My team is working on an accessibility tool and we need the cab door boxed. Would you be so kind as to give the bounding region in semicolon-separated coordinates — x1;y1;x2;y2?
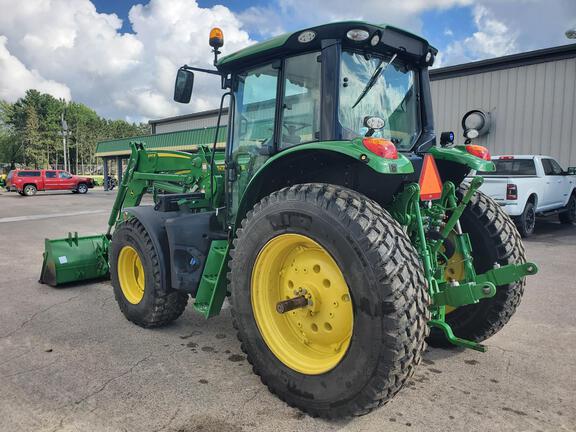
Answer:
549;158;571;206
229;62;280;213
58;171;75;190
44;171;58;190
227;52;322;222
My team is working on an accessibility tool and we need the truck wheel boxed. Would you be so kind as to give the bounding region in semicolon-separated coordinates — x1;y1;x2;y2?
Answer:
429;186;526;347
516;201;536;237
23;184;37;196
559;194;576;224
230;184;429;418
110;218;188;328
77;183;88;194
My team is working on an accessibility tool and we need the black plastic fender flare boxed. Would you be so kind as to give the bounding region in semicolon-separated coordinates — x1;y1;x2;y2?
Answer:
122;206;177;292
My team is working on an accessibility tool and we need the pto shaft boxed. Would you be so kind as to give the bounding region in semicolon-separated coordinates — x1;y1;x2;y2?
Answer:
276;296;308;314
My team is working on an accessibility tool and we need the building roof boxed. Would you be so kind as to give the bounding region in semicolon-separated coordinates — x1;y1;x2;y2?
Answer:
430;43;576;81
148;108;229;125
96;126;227;157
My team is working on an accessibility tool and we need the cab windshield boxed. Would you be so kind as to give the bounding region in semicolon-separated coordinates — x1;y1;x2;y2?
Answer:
339;50;419;150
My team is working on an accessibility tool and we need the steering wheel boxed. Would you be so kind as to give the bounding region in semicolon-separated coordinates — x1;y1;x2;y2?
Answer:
283;120;310;134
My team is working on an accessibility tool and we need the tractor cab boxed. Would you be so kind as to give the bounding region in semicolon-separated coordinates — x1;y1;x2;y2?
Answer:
175;22;439;222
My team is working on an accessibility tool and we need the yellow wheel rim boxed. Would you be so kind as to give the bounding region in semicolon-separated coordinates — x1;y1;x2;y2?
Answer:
118;245;145;305
251;233;353;375
444;234;466;314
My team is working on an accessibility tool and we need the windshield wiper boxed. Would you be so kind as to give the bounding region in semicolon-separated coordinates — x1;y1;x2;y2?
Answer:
351;53;397;109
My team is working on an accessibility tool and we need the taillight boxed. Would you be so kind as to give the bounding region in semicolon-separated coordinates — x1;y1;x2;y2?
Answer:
506;184;517;200
362;138;398;159
465;144;491;160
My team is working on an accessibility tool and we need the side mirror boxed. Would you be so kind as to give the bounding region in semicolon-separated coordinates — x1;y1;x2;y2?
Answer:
174;68;194;104
567;167;576;175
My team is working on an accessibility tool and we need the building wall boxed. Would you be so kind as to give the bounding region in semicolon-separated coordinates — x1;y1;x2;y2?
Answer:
154;113;228;134
431;56;576;167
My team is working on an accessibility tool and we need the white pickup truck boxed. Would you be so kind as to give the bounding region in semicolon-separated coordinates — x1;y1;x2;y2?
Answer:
477;155;576;237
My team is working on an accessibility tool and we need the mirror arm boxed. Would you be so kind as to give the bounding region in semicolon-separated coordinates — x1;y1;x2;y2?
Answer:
181;64;221;76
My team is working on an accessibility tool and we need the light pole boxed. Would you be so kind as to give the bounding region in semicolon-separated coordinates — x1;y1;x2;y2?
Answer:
60;112;69;172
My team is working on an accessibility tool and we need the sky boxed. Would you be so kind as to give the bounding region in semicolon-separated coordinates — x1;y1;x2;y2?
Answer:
0;0;575;122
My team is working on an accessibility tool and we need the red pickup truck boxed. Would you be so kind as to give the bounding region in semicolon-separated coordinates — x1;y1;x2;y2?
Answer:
6;169;95;196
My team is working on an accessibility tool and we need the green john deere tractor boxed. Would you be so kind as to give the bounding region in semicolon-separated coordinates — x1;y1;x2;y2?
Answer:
40;22;538;418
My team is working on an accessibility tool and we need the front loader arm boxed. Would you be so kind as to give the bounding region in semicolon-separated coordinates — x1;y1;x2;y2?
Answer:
106;142;224;237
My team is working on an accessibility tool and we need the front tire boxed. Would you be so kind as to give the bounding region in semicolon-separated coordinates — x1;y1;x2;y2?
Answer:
429;186;526;346
230;184;429;418
76;183;88;194
110;219;188;328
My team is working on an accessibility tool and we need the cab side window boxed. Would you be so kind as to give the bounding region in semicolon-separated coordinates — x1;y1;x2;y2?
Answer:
280;52;321;149
233;63;279;156
59;172;72;179
45;171;57;178
542;159;555;176
549;159;564;175
232;63;279;205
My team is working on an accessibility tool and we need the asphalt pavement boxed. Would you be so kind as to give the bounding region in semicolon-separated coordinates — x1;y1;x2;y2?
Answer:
0;188;574;432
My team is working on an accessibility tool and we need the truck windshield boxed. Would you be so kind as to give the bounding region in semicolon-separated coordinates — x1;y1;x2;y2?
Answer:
481;159;537;176
339;50;419;150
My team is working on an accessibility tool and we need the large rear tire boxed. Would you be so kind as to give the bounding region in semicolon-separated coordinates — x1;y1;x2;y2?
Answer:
429;186;526;346
110;219;188;328
230;184;429;418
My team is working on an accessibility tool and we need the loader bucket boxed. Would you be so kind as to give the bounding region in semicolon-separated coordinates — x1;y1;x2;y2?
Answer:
40;232;110;286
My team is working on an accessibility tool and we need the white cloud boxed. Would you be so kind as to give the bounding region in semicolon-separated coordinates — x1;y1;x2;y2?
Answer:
0;0;253;120
0;35;71;101
438;0;576;66
440;5;517;65
241;0;475;37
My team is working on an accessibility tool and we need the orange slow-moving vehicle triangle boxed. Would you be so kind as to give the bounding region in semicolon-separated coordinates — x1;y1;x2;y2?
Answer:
419;154;443;201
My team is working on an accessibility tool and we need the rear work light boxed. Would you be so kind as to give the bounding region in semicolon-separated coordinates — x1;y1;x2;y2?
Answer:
506;184;518;200
362;138;398;159
465;144;491;160
499;156;514;160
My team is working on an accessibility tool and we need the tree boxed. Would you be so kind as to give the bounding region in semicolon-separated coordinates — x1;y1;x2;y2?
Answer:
1;90;150;171
23;104;44;167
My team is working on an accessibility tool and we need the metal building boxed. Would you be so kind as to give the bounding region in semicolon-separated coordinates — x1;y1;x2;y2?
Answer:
149;108;229;134
430;43;576;166
96;42;576;182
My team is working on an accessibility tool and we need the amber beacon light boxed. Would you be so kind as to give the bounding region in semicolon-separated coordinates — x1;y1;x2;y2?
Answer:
209;27;224;49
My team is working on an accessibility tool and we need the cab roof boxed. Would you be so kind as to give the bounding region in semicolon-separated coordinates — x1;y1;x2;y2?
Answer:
216;21;437;72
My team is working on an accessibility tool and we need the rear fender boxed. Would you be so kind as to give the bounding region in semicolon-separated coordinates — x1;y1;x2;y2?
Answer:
430;146;495;172
234;140;414;228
